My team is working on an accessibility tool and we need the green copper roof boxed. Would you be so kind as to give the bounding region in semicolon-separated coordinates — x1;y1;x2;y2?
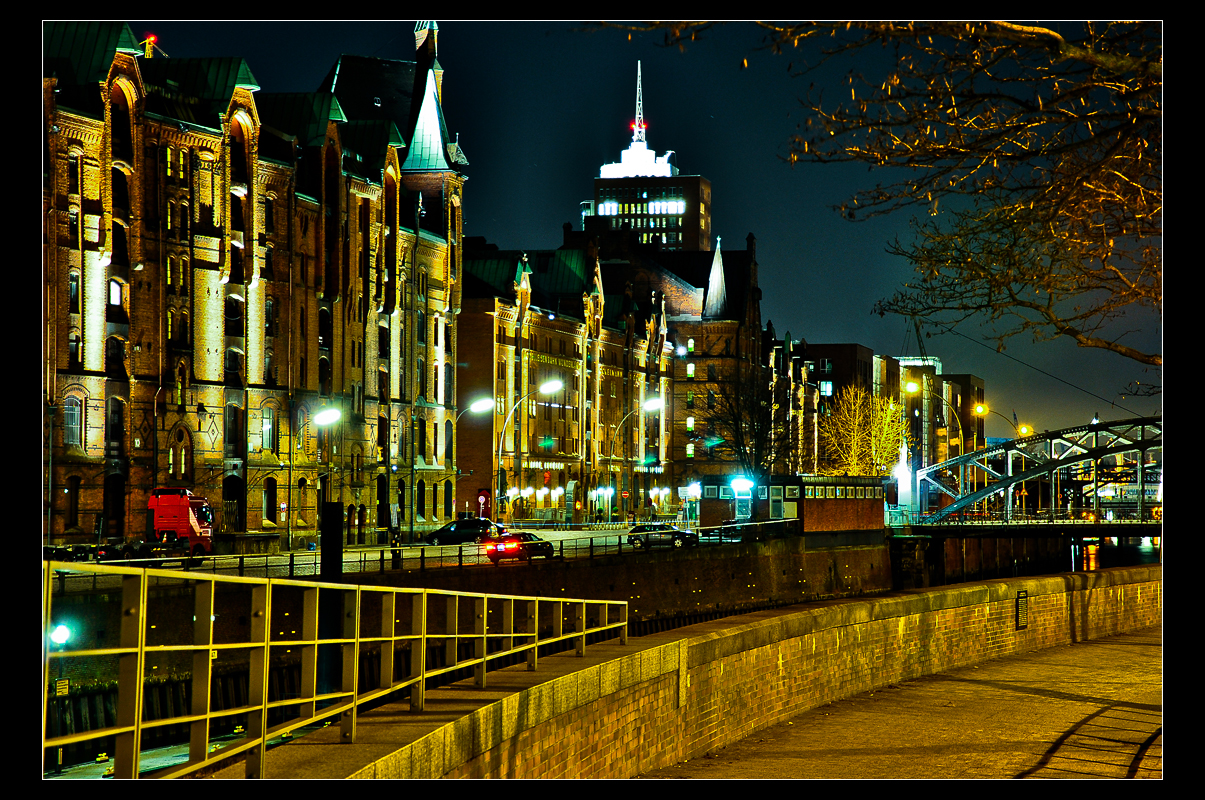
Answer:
43;21;140;84
44;21;141;118
400;68;450;172
255;92;345;147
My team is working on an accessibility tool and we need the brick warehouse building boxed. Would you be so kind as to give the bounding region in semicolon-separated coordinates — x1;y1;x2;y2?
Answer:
458;241;675;525
558;222;772;526
42;22;468;548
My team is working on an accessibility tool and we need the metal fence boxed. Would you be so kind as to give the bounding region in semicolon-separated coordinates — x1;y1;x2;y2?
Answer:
42;561;628;779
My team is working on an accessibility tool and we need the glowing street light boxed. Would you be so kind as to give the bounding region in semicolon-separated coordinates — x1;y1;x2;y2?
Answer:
496;378;563;521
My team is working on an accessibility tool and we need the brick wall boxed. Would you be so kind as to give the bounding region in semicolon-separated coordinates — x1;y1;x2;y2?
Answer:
353;565;1161;778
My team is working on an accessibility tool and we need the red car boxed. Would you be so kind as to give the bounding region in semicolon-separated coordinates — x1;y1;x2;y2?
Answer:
481;532;555;564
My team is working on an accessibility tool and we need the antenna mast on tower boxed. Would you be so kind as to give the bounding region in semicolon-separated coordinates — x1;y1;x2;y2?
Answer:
632;61;646;142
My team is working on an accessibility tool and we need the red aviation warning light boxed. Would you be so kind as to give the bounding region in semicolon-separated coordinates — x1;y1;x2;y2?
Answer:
143;34;156;58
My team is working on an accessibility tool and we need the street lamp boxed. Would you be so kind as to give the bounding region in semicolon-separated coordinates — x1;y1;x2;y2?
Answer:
457;397;494;424
598;486;615;523
974;404;1031;437
50;623;70;774
496;379;563;523
974;404;1035;519
608;396;663;520
906;382;966;508
313;406;342;539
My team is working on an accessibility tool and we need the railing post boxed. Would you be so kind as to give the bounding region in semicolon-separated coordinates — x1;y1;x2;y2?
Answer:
189;580;214;765
410;591;426;711
474;595;487;687
244;583;270;778
112;572;146;779
340;589;359;745
575;601;586;657
380;591;396;692
525;599;538;671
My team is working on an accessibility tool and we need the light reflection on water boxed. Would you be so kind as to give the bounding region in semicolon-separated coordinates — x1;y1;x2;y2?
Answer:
1071;537;1161;571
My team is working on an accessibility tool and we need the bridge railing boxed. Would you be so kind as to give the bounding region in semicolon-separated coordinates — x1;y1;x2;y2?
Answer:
898;507;1163;526
41;561;627;779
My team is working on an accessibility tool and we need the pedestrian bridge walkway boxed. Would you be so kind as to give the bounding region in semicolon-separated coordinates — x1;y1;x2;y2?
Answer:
197;568;1167;777
44;563;1160;779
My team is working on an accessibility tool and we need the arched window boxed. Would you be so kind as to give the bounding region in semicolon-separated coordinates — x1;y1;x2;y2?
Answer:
105;397;124;456
445;419;453;464
225;348;244;387
417;479;426;519
261;406;276;455
68;332;82;371
263;478;278;524
105;337;126;380
443;479;453;519
63;397;83;449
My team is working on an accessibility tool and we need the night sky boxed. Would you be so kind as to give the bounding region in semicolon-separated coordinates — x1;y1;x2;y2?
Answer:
119;20;1163;438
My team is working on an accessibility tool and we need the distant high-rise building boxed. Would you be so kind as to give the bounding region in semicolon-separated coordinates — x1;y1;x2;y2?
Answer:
583;62;711;251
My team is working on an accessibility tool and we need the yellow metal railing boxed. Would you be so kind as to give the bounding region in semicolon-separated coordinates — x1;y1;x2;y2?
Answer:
42;561;627;779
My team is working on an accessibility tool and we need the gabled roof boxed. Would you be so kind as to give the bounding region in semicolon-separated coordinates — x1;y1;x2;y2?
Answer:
335;118;405;179
140;57;260;129
255;92;346;148
462;249;594;316
43;21;141;117
317;53;462;173
319;55;416;126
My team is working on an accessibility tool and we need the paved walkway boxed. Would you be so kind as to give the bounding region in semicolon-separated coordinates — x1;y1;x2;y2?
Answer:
638;626;1163;780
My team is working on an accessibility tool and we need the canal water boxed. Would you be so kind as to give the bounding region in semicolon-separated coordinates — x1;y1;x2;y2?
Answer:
1071;536;1161;571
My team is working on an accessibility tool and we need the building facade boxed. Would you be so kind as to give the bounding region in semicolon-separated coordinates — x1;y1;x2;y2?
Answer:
43;22;468;548
458;243;674;525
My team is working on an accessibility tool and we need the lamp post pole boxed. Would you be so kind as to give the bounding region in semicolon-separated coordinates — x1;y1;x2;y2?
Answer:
496;379;563;526
608;397;662;523
974;405;1031;520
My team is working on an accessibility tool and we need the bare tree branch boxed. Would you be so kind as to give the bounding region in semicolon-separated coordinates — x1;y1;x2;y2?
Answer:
599;21;1163;366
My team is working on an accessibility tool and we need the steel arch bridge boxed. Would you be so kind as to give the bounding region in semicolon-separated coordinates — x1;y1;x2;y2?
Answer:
916;416;1162;524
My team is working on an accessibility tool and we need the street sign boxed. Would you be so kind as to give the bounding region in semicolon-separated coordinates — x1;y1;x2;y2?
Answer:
621;490;630;499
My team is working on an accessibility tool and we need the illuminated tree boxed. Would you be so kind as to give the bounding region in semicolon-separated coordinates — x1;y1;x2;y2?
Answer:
613;21;1162;367
698;360;795;514
818;385;909;477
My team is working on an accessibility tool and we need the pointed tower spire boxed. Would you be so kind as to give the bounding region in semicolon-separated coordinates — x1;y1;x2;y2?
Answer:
632;61;646;143
703;237;728;319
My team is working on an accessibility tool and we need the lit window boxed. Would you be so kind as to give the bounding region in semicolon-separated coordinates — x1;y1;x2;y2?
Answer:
686;363;695;378
686;443;695;458
109;280;122;306
687;338;694;352
820;381;833;397
686;416;694;431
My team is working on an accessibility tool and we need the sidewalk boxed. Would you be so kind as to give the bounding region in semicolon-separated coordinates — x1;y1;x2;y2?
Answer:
638;626;1163;779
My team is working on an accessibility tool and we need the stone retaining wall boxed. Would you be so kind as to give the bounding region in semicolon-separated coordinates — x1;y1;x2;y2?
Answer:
350;565;1162;778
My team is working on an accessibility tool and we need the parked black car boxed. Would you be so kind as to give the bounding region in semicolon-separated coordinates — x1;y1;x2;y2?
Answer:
481;532;555;564
423;518;506;546
627;523;699;549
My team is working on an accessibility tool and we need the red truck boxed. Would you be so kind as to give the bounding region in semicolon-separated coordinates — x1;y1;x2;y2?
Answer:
109;488;215;559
